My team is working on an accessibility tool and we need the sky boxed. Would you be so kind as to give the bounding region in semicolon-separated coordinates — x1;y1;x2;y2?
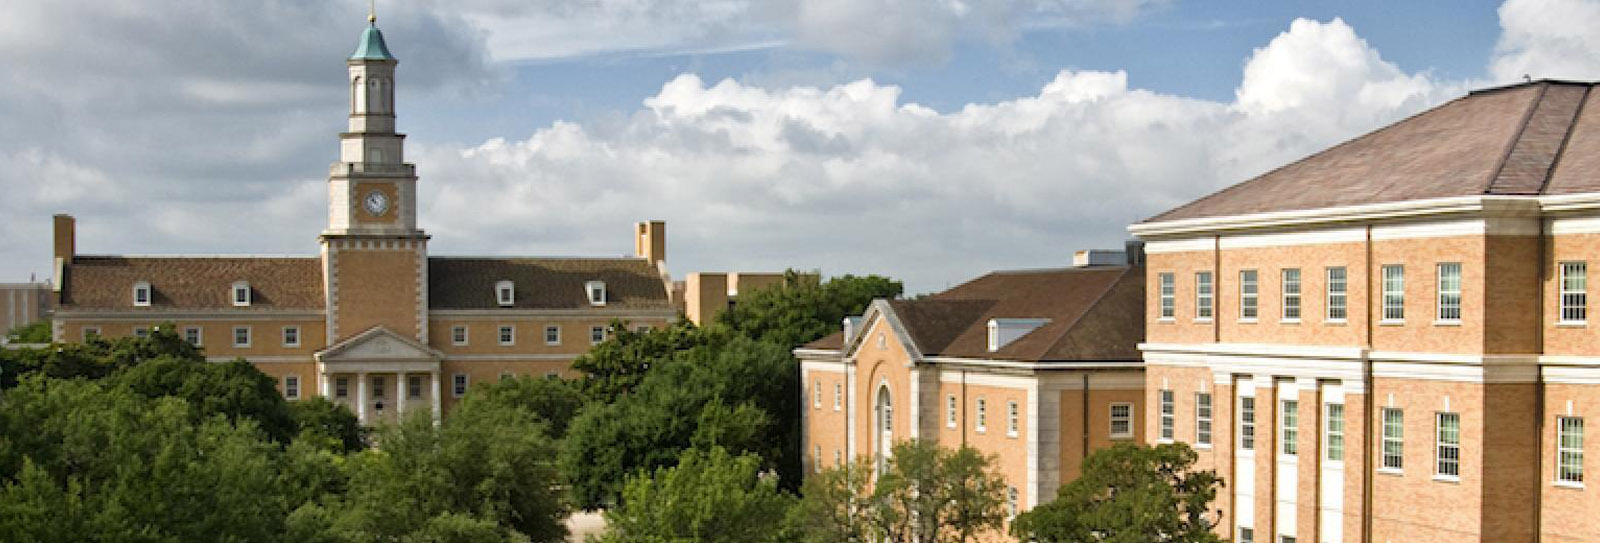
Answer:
2;0;1600;295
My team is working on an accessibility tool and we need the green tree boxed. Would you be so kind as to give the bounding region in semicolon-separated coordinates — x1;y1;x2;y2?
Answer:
597;447;797;543
459;374;586;439
3;320;50;344
1012;443;1224;543
790;441;1007;543
0;325;203;388
110;355;299;444
572;319;717;404
787;458;875;543
289;396;368;453
715;272;902;348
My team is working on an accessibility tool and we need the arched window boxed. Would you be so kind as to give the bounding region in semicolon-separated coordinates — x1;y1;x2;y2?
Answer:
875;383;893;474
351;76;362;113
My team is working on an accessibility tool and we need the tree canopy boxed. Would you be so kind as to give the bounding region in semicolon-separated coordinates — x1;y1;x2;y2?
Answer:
789;440;1009;543
714;271;902;348
597;447;796;543
1012;443;1224;543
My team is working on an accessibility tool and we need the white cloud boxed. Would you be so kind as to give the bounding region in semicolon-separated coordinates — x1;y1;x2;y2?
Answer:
1491;0;1600;82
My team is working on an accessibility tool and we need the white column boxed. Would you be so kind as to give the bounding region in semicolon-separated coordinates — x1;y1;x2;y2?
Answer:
357;372;369;424
431;371;443;424
396;372;407;418
321;372;332;398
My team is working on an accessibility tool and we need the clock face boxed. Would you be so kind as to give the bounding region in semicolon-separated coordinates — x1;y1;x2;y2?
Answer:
362;190;390;216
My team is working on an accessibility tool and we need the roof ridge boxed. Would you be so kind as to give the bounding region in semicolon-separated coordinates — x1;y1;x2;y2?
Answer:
1482;82;1550;195
1538;85;1594;194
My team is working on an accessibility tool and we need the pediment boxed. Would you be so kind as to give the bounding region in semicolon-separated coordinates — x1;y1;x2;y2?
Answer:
317;326;442;363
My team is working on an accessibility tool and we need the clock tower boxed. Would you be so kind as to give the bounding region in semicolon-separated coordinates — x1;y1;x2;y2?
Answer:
321;15;430;343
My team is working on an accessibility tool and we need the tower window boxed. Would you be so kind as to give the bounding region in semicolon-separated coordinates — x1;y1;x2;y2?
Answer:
132;281;152;307
496;280;515;306
232;281;252;307
586;280;607;306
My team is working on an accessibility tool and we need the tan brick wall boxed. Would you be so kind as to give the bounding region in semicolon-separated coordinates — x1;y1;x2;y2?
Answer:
854;317;913;462
1368;378;1486;543
58;319;326;359
1540;383;1600;543
1218;242;1368;346
960;383;1028;508
1544;233;1600;356
805;368;850;472
1368;236;1485;354
332;247;420;339
428;317;668;355
1484;235;1540;354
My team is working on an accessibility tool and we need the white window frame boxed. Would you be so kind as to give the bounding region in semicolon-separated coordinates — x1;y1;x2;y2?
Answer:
232;281;251;307
1326;266;1348;322
946;395;958;428
282;326;301;348
452;373;469;398
1381;407;1404;472
1281;268;1302;322
976;397;988;434
182;326;201;346
334;377;349;399
1382;265;1405;323
284;375;300;400
1195;271;1213;321
586;280;607;306
1240;396;1256;450
1158;273;1175;320
1159;389;1175;442
1239;269;1259;322
590;325;606;345
1560;262;1588;325
545;325;561;345
83;327;101;341
1196;392;1213;446
495;280;515;307
133;281;152;307
1110;402;1133;439
1239;527;1254;543
1436;262;1462;324
408;375;423;399
499;325;515;346
833;383;842;411
1007;400;1020;438
233;326;251;348
1281;399;1299;456
813;380;822;408
1325;403;1345;462
1436;411;1460;480
452;325;468;346
1558;416;1584;486
1007;486;1019;520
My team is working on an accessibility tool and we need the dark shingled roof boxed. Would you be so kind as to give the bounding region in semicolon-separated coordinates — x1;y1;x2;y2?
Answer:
62;256;324;310
1147;80;1600;223
428;257;670;310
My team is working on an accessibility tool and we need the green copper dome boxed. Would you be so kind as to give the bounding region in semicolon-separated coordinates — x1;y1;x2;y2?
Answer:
350;24;395;61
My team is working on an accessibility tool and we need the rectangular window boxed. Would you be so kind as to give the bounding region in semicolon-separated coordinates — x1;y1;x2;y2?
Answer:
813;381;822;408
1437;263;1462;322
371;376;385;399
1558;417;1584;484
977;398;988;433
452;326;468;346
183;326;202;346
1436;412;1460;478
284;375;300;400
408;375;422;399
335;377;349;399
1383;265;1405;321
233;326;251;348
1158;273;1175;319
834;383;842;410
1240;397;1257;450
947;395;957;428
1240;270;1259;320
1007;401;1020;437
1326;266;1348;321
133;327;149;339
1007;486;1019;519
815;446;823;473
1195;272;1214;320
83;327;101;341
452;373;468;398
1279;536;1296;543
1239;528;1254;543
545;325;560;345
1110;403;1133;439
1382;408;1404;470
496;281;515;306
1325;403;1346;462
1281;399;1299;456
1562;262;1588;323
1159;389;1175;441
232;282;251;307
133;282;152;307
499;325;514;346
1196;393;1213;446
282;326;300;347
1282;268;1302;321
590;325;606;345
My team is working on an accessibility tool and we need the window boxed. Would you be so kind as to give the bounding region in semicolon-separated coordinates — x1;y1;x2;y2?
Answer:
335;378;349;399
1240;397;1256;450
1158;273;1175;319
545;371;560;380
545;325;560;345
635;325;651;334
1436;412;1460;478
183;326;201;346
1382;408;1404;470
371;376;385;399
83;327;101;341
1558;417;1584;484
1007;486;1019;519
233;326;251;348
284;375;300;400
1279;537;1296;543
452;326;468;346
590;325;606;345
1382;265;1405;321
1437;263;1462;322
1007;401;1020;437
1239;528;1254;543
496;280;515;306
1159;390;1175;441
1561;262;1588;323
1196;393;1213;446
833;383;842;410
408;375;422;399
452;373;468;398
1281;400;1299;456
947;395;958;428
1240;270;1259;320
133;327;149;339
1325;403;1345;462
977;398;988;433
1281;268;1302;321
1195;272;1214;320
815;446;823;473
499;325;514;346
813;381;822;408
282;326;300;347
133;281;152;307
834;449;842;467
1326;267;1348;321
586;280;607;306
232;281;251;307
1110;403;1133;439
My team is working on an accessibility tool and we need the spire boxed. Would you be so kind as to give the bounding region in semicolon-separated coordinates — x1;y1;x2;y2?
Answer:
368;0;376;24
350;3;395;61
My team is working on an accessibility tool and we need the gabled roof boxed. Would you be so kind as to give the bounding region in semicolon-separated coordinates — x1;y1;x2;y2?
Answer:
1146;80;1600;224
316;325;442;361
428;257;670;310
60;256;324;310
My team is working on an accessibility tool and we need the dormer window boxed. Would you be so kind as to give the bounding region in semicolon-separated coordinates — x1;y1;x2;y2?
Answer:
232;281;251;307
132;281;152;307
586;280;607;306
986;318;1050;352
496;280;515;307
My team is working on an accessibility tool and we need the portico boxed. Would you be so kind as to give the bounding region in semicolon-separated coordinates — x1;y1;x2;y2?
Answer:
315;326;443;425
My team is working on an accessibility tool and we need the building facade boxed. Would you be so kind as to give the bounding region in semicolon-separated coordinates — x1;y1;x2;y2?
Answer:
797;251;1146;529
680;271;814;326
47;19;675;425
1133;80;1600;543
0;282;50;340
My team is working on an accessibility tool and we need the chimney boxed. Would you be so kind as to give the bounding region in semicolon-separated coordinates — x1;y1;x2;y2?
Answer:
1072;249;1126;267
1124;240;1145;266
53;214;75;265
634;220;666;265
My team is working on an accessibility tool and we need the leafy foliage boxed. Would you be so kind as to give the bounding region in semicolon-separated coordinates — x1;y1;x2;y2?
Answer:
597;447;797;543
571;319;717;404
3;320;50;344
787;458;875;543
715;271;902;348
1012;443;1224;543
790;440;1009;543
459;373;587;439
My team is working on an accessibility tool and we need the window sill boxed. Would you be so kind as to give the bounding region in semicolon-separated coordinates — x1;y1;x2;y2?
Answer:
1379;319;1405;327
1377;467;1403;476
1324;319;1348;326
1238;318;1258;324
1194;318;1214;324
1194;443;1213;450
946;424;956;429
1433;320;1462;327
976;428;987;435
1006;432;1019;439
1432;474;1461;484
1553;480;1585;490
1110;434;1134;441
1156;438;1174;444
1556;321;1587;328
1157;317;1176;324
1280;319;1302;325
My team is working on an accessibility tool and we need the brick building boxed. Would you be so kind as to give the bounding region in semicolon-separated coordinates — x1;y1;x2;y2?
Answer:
47;18;675;425
0;282;50;341
1133;80;1600;543
796;249;1145;528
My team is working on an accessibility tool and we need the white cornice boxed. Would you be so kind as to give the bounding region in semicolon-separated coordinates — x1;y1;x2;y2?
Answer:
1140;342;1368;361
54;310;325;321
1131;195;1543;239
923;356;1143;371
428;308;675;319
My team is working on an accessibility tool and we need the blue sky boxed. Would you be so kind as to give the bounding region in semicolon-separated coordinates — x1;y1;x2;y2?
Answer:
1;0;1595;294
